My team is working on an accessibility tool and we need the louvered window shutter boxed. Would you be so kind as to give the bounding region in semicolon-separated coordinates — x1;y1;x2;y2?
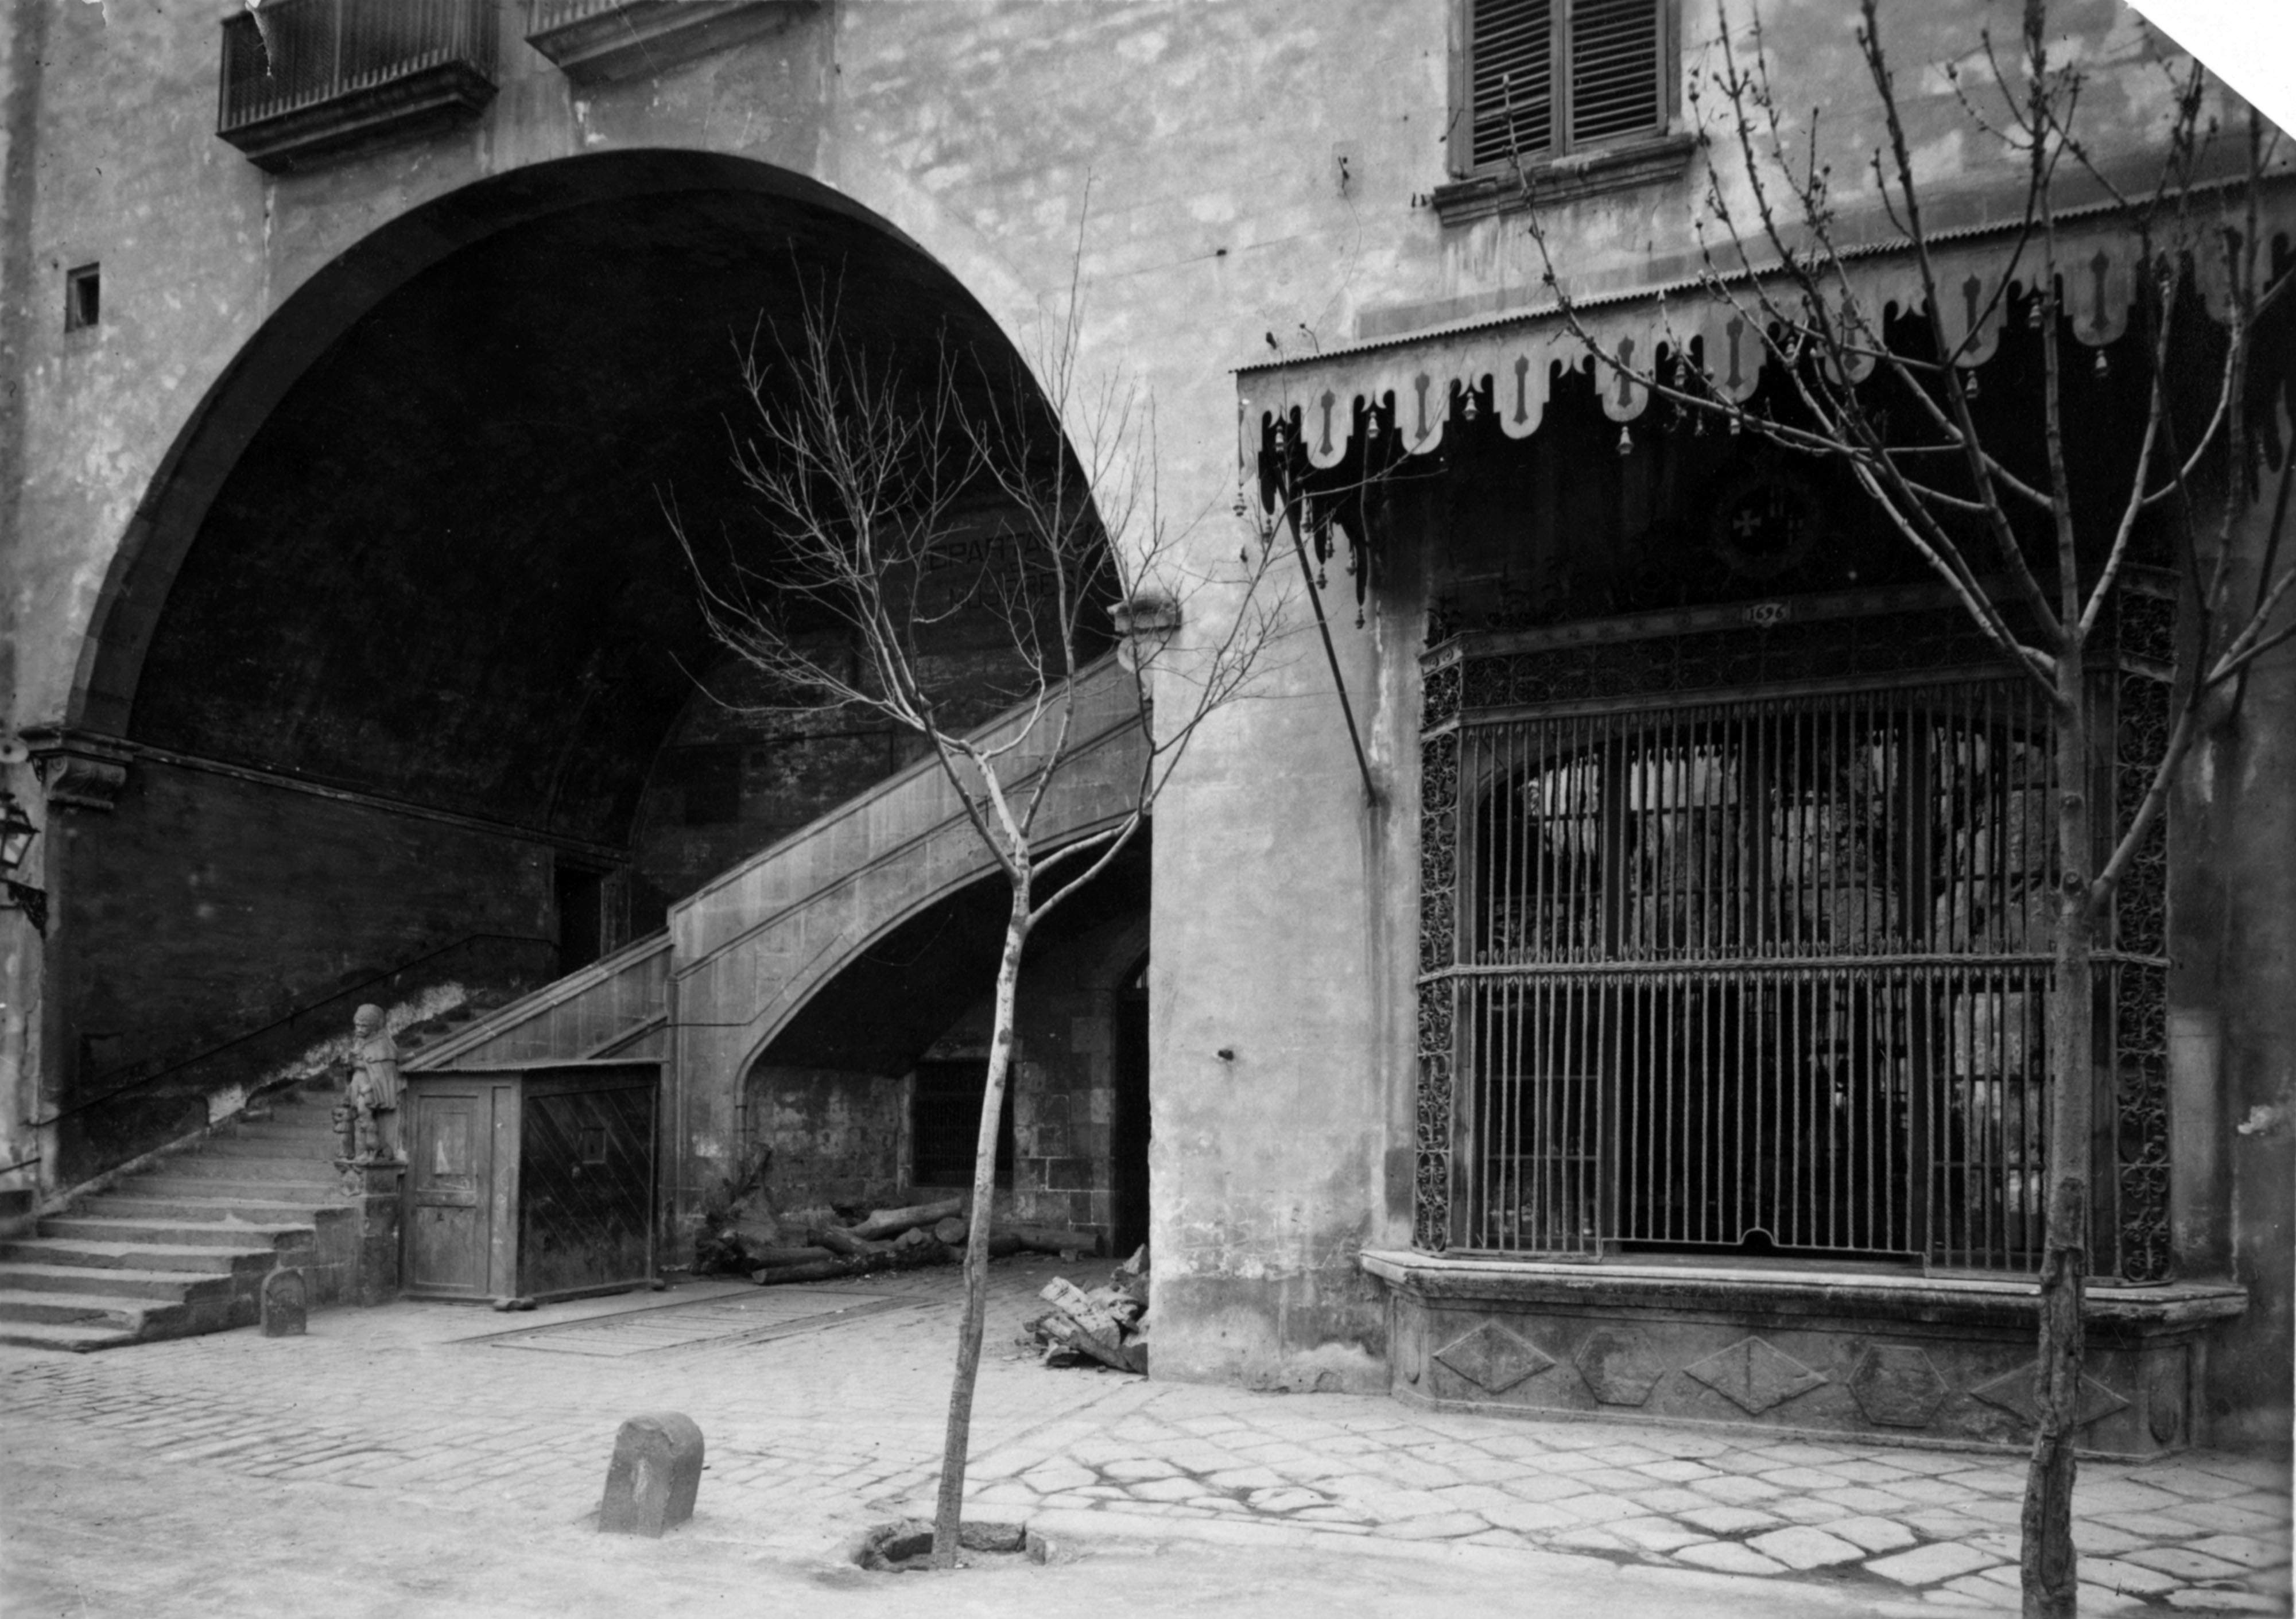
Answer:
1469;0;1554;169
1567;0;1664;147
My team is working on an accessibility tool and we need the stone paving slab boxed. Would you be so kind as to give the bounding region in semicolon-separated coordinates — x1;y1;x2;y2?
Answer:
1;1255;2288;1619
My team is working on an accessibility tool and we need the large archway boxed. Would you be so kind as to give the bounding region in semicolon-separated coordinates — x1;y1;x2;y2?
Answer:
48;150;1091;1187
738;833;1150;1251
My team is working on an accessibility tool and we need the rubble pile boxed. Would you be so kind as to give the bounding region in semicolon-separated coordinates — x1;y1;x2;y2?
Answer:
1020;1246;1149;1374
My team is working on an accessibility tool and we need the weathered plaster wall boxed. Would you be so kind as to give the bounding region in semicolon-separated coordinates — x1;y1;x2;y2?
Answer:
1;0;2281;1395
2173;489;2296;1446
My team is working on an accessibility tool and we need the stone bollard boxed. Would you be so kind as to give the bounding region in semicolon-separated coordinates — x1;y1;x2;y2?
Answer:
260;1269;308;1337
598;1412;704;1537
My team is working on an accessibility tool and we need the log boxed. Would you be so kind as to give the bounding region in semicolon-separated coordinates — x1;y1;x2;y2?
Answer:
848;1197;965;1243
753;1255;879;1285
740;1245;834;1268
751;1239;952;1287
932;1216;969;1246
1004;1224;1089;1256
815;1225;893;1259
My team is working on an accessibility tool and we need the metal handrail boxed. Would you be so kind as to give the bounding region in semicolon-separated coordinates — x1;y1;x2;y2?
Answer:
36;930;556;1128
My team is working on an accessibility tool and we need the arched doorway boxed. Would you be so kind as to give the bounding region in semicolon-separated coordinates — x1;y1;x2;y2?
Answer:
736;839;1150;1250
49;151;1092;1189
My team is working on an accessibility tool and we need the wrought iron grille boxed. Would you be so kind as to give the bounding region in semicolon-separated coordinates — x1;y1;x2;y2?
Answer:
1438;673;2077;1268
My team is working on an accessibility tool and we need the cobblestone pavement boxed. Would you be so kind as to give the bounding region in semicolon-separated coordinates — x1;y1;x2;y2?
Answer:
2;1257;2287;1618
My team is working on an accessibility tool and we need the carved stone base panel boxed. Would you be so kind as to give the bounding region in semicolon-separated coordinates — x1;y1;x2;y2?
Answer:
1848;1345;1951;1428
1683;1336;1828;1416
1364;1251;2240;1459
1433;1322;1554;1393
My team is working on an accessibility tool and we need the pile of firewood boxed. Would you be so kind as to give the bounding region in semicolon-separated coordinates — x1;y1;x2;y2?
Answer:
726;1195;1094;1286
1021;1247;1149;1373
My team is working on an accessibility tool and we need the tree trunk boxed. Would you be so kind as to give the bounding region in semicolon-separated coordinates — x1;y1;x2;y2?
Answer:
2023;659;2096;1619
931;873;1031;1567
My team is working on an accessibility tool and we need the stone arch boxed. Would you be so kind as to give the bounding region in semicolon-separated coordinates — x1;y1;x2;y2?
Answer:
42;147;1097;1188
65;146;1051;742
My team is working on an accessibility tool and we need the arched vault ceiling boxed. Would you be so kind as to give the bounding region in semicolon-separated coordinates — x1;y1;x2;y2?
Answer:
133;180;1040;848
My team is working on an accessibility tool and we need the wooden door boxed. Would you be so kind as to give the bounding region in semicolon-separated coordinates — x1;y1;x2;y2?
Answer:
405;1080;515;1298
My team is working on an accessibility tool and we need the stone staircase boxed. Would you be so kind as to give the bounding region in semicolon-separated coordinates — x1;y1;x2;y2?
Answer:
0;1080;351;1352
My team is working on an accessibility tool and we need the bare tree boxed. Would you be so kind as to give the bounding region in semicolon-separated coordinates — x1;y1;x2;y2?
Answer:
670;232;1286;1567
1498;3;2291;1612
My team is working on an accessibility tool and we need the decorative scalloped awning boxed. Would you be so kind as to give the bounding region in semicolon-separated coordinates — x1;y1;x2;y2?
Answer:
1236;197;2295;473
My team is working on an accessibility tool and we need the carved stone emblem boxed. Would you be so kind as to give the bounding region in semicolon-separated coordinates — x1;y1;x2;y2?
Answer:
1848;1346;1949;1428
1970;1361;2131;1429
1433;1322;1554;1394
1684;1336;1828;1415
1573;1328;1667;1407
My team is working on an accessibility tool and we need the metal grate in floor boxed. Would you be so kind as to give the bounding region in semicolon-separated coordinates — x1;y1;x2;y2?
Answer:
473;1288;920;1357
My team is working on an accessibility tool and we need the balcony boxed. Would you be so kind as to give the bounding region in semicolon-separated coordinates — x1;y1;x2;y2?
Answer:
522;1;817;87
218;0;499;174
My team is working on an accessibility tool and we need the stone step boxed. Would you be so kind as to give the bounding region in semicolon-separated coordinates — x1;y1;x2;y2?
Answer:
187;1132;339;1158
37;1215;317;1250
0;1236;281;1275
125;1174;343;1202
216;1116;338;1143
80;1193;347;1225
0;1288;171;1330
140;1156;339;1185
226;1098;340;1121
0;1262;232;1301
0;1318;144;1353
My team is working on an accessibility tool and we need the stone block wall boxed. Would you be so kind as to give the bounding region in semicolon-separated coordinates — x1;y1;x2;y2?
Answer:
739;1065;906;1213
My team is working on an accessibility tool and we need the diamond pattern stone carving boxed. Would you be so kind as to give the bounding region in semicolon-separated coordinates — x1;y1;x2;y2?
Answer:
1684;1337;1828;1415
1970;1361;2132;1429
1573;1327;1667;1407
1433;1323;1554;1394
1847;1346;1949;1428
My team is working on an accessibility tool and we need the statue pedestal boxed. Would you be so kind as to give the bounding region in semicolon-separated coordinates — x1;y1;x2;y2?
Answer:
331;1158;405;1306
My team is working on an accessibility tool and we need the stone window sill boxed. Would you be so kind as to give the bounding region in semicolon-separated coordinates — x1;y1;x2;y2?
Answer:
1430;132;1698;226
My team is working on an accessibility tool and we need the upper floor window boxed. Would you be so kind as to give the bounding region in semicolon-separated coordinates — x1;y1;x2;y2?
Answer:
1463;0;1668;170
1438;0;1686;222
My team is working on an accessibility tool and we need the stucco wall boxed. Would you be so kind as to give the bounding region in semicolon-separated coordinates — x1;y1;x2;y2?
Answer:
1;0;2283;1407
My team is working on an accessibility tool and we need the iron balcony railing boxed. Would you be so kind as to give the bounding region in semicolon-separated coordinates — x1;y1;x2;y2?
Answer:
523;0;632;29
219;0;498;137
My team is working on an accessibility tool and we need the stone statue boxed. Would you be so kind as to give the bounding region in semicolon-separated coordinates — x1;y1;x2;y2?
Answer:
345;1003;405;1163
